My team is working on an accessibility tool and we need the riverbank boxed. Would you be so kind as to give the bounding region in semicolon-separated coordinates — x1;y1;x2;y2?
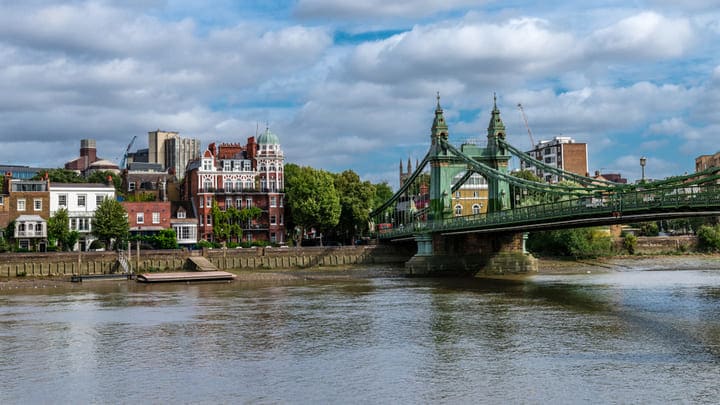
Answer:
535;254;720;274
3;254;720;290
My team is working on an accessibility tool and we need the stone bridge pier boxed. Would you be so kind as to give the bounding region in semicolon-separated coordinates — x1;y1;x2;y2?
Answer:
405;232;537;276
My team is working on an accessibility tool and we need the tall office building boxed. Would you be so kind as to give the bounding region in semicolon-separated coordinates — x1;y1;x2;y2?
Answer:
147;130;200;178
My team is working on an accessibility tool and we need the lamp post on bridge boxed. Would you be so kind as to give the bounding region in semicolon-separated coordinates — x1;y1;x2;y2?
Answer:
640;156;647;183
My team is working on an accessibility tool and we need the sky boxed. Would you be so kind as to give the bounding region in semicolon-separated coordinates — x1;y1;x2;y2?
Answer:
1;0;719;189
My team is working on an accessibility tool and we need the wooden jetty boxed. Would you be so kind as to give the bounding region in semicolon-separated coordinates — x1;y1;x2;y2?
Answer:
136;271;236;283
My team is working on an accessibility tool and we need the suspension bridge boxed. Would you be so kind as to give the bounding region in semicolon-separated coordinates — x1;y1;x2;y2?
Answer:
370;95;720;276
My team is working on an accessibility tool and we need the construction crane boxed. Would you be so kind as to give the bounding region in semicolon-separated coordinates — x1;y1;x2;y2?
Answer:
119;135;137;170
517;103;535;148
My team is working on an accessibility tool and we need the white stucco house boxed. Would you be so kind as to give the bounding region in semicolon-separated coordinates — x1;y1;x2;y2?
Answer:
49;182;116;251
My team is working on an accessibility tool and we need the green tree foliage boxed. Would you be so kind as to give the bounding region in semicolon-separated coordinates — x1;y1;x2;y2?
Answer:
527;227;614;259
333;170;376;242
638;222;659;236
211;202;262;243
511;169;543;207
697;225;720;252
33;168;84;183
47;208;80;251
92;198;129;250
623;233;638;255
124;192;157;202
284;163;341;236
86;170;122;191
372;181;394;210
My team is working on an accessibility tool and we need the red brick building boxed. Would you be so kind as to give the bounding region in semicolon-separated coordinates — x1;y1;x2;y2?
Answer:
121;201;172;236
183;128;285;244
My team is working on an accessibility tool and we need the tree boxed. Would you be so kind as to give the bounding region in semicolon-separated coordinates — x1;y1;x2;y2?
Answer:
33;169;84;183
86;170;122;192
333;170;376;243
92;198;129;250
373;181;394;210
47;208;80;251
284;164;341;239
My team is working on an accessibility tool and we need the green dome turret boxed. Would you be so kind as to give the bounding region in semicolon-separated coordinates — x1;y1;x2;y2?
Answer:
258;127;280;145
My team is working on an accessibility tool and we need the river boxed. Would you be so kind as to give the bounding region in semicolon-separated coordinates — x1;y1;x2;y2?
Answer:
2;263;720;404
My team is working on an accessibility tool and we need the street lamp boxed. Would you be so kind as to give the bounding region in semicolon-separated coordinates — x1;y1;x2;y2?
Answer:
640;156;647;182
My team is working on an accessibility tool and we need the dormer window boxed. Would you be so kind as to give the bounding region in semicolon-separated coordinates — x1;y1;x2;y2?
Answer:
177;209;186;219
202;159;213;171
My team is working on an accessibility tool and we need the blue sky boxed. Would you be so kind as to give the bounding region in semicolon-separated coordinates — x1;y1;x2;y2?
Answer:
1;0;719;188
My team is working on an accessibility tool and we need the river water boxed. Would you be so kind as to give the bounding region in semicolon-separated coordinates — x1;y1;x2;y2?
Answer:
2;265;720;404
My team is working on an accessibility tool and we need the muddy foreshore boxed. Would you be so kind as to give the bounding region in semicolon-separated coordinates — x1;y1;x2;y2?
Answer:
2;255;720;290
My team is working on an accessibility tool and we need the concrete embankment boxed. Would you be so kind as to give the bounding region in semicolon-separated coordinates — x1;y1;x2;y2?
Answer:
0;245;415;278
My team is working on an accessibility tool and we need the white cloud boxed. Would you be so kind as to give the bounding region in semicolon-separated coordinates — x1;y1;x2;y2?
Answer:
589;12;694;59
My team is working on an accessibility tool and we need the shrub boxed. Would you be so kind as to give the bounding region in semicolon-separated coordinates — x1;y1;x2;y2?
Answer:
527;227;613;259
623;233;638;255
696;225;720;252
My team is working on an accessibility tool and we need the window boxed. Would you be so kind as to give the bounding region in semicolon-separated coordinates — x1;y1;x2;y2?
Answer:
77;195;86;207
280;197;283;207
224;180;232;190
17;199;26;211
270;196;277;207
236;198;242;208
203;180;212;191
129;182;136;192
246;198;252;208
472;204;481;215
199;198;204;208
454;204;463;216
280;214;284;225
177;209;186;219
270;232;276;243
137;213;144;224
473;191;479;198
96;195;105;206
78;218;90;231
70;218;77;230
58;194;67;207
202;159;213;171
236;180;242;190
455;191;461;198
34;199;42;211
225;197;232;208
223;161;231;171
0;195;3;205
207;197;212;207
270;215;276;225
152;212;160;224
206;214;212;225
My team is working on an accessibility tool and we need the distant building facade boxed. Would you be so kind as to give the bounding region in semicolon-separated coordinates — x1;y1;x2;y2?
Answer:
64;139;119;176
183;128;285;244
521;136;588;183
49;182;116;251
0;175;50;251
147;130;200;178
122;201;172;238
696;151;720;172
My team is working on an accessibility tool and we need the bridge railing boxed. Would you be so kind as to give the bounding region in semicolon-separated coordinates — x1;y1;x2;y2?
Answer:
378;183;720;238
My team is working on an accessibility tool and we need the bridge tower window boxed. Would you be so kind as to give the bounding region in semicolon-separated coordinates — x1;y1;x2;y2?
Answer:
454;204;463;216
472;204;481;215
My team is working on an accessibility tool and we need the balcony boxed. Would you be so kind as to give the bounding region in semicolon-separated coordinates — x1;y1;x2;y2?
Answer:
15;230;47;238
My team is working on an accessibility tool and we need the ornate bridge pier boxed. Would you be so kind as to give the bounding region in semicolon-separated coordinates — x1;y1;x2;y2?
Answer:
405;231;537;276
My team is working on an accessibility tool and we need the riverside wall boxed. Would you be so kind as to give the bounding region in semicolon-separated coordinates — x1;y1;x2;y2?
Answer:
0;245;415;278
